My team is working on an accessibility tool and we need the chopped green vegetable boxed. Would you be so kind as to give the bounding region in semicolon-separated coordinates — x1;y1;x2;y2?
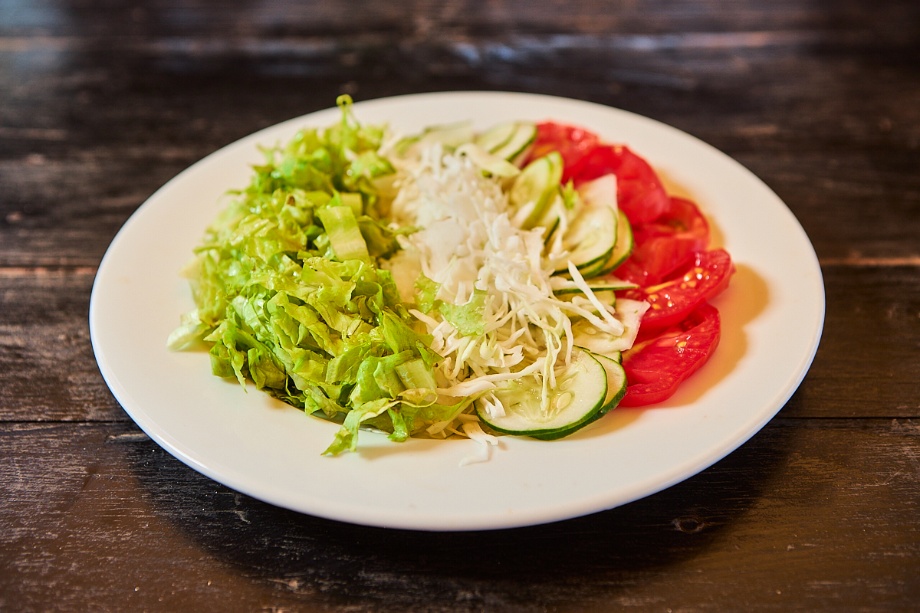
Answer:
169;96;456;453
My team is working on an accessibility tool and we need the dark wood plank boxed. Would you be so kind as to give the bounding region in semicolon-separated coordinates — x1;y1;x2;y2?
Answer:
3;0;919;38
0;269;122;422
784;264;920;419
1;420;918;611
2;4;919;266
2;1;919;609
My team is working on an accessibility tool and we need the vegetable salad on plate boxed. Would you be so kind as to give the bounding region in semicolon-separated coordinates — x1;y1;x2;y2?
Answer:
168;96;733;455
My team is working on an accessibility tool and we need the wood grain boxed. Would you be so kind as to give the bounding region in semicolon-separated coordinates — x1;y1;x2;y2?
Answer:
2;0;918;610
1;420;917;611
2;6;919;267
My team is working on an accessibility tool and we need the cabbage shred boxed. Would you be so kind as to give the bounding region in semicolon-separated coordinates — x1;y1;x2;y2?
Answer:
170;97;642;454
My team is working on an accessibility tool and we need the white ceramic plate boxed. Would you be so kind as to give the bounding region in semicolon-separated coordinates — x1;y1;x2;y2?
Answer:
90;92;824;531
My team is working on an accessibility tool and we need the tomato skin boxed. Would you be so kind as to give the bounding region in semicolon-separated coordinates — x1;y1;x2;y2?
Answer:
627;248;733;332
531;122;670;223
530;122;599;183
619;303;721;407
575;144;671;224
616;196;711;286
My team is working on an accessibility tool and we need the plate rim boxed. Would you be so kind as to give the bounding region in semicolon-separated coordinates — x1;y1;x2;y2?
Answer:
90;91;825;531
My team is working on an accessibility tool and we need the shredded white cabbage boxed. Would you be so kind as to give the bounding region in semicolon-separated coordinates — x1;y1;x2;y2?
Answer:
383;142;642;423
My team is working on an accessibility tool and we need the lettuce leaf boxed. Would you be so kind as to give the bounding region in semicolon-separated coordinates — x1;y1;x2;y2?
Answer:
171;96;448;454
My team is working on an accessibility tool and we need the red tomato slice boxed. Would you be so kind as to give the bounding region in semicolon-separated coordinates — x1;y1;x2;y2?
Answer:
531;122;669;223
615;196;711;286
574;144;671;224
530;122;599;183
626;249;733;332
619;303;722;407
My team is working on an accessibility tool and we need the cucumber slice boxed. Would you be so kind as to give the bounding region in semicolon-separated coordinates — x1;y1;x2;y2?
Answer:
394;122;475;155
477;347;608;440
474;122;537;164
490;122;537;163
553;287;617;305
554;204;617;274
456;143;521;178
546;351;626;437
578;250;617;279
593;210;635;276
509;152;564;229
475;122;518;153
533;191;568;240
418;122;476;149
551;276;637;295
589;351;628;415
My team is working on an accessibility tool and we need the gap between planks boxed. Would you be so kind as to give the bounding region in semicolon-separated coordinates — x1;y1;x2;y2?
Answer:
0;29;881;54
0;257;919;279
818;257;920;267
0;266;98;278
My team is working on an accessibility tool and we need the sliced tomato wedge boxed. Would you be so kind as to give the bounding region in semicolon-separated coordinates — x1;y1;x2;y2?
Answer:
531;122;670;223
574;144;671;224
619;302;721;407
625;249;733;332
615;196;711;286
529;122;599;183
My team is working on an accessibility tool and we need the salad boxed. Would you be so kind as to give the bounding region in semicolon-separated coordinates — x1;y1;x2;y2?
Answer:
168;96;733;455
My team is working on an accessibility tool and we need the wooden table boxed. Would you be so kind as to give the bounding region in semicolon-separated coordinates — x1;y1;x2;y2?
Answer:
2;1;918;610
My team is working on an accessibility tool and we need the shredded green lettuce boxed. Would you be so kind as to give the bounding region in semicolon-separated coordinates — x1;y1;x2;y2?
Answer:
169;95;455;454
